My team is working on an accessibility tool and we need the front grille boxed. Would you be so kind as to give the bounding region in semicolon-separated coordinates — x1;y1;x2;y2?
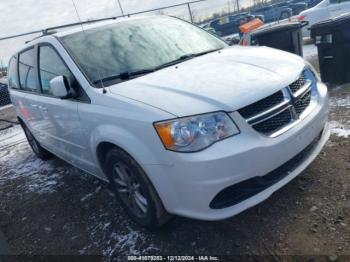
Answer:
239;91;284;119
238;69;315;137
210;129;324;209
289;72;307;94
253;108;292;135
295;90;312;115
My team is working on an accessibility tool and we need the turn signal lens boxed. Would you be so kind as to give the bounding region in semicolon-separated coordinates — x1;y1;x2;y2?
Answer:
154;112;240;152
154;122;175;149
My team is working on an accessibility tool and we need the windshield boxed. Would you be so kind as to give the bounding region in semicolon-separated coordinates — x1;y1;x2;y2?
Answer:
60;16;227;87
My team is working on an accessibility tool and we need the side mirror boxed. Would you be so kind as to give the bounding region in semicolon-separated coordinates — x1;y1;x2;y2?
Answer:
49;76;77;99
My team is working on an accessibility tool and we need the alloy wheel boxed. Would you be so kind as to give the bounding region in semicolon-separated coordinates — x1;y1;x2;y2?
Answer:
113;162;148;217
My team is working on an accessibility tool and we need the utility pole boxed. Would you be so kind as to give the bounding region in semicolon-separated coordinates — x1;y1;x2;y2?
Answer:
187;3;194;23
116;0;125;16
235;0;240;13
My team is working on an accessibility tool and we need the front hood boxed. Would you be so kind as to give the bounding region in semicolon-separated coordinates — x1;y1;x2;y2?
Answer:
108;46;306;117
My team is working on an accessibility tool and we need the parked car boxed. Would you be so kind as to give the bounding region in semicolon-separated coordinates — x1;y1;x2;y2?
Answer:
0;79;11;107
8;16;329;227
275;1;308;15
253;4;293;22
200;22;211;29
299;0;350;36
208;13;264;37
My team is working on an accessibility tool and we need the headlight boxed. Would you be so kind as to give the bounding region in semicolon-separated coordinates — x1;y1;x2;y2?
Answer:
154;112;240;152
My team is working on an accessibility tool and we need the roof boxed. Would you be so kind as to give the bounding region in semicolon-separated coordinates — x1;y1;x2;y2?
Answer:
54;15;150;38
16;15;162;53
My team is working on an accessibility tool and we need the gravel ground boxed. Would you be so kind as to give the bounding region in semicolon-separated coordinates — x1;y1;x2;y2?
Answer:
0;49;349;260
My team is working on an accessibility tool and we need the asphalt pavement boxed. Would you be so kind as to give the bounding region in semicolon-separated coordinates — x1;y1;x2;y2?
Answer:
0;229;10;255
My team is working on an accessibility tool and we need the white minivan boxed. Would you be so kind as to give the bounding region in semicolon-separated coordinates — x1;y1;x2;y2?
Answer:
8;16;329;227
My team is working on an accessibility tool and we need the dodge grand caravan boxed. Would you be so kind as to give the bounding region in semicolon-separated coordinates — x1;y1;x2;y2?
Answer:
8;16;329;227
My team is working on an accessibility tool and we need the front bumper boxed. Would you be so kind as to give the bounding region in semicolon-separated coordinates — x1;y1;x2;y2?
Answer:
144;82;329;220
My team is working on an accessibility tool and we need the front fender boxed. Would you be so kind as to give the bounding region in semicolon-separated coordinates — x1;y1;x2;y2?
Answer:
90;124;173;168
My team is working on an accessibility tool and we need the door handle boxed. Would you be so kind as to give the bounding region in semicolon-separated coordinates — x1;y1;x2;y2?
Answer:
30;104;38;108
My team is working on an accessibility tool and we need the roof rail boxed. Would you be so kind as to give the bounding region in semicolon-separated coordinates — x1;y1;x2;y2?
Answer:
0;15;120;42
42;16;119;35
25;31;57;44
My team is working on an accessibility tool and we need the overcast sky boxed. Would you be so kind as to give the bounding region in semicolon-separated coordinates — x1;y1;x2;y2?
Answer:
0;0;251;65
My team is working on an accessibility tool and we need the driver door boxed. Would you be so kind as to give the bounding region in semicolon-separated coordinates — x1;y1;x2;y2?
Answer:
34;44;92;168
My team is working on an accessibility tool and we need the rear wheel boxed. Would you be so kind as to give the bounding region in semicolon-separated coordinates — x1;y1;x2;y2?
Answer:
105;147;171;228
22;123;53;160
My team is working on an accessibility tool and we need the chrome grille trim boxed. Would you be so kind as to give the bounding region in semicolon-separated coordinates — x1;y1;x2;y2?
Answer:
238;68;317;137
293;80;312;98
238;91;284;119
247;100;291;125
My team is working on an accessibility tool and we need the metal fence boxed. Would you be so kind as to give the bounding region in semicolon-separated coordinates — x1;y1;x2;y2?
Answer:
0;82;11;107
0;0;311;67
0;0;308;42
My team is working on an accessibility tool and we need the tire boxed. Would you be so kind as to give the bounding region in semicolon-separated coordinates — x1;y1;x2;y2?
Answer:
21;123;53;160
105;147;171;228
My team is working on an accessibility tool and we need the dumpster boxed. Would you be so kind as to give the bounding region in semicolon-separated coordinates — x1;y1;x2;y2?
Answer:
250;22;305;56
310;13;350;85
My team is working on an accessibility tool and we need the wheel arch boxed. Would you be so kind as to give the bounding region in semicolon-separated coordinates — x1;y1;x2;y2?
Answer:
96;141;128;175
17;116;25;127
91;124;171;175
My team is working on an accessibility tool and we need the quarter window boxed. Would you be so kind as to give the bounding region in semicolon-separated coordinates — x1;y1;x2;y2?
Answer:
18;48;37;92
8;57;19;89
39;46;74;96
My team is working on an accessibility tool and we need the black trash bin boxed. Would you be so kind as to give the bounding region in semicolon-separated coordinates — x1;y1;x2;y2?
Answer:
310;13;350;85
250;22;304;56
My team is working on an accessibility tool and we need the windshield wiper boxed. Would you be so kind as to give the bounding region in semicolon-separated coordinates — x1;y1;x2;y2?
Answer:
155;48;223;70
93;69;155;84
94;48;223;85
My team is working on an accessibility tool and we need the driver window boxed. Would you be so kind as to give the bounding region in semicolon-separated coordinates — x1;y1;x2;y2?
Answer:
39;46;74;96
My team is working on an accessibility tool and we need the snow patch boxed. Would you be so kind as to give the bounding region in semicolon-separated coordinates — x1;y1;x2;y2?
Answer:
0;125;26;149
329;96;350;108
303;44;318;59
329;121;350;138
102;226;158;257
0;104;13;111
80;192;94;202
0;126;63;194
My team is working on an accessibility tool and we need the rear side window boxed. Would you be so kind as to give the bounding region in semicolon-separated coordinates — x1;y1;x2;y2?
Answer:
39;46;74;96
18;48;37;92
8;57;19;89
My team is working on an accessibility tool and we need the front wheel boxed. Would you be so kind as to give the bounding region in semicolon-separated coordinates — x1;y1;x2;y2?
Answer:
105;148;171;228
